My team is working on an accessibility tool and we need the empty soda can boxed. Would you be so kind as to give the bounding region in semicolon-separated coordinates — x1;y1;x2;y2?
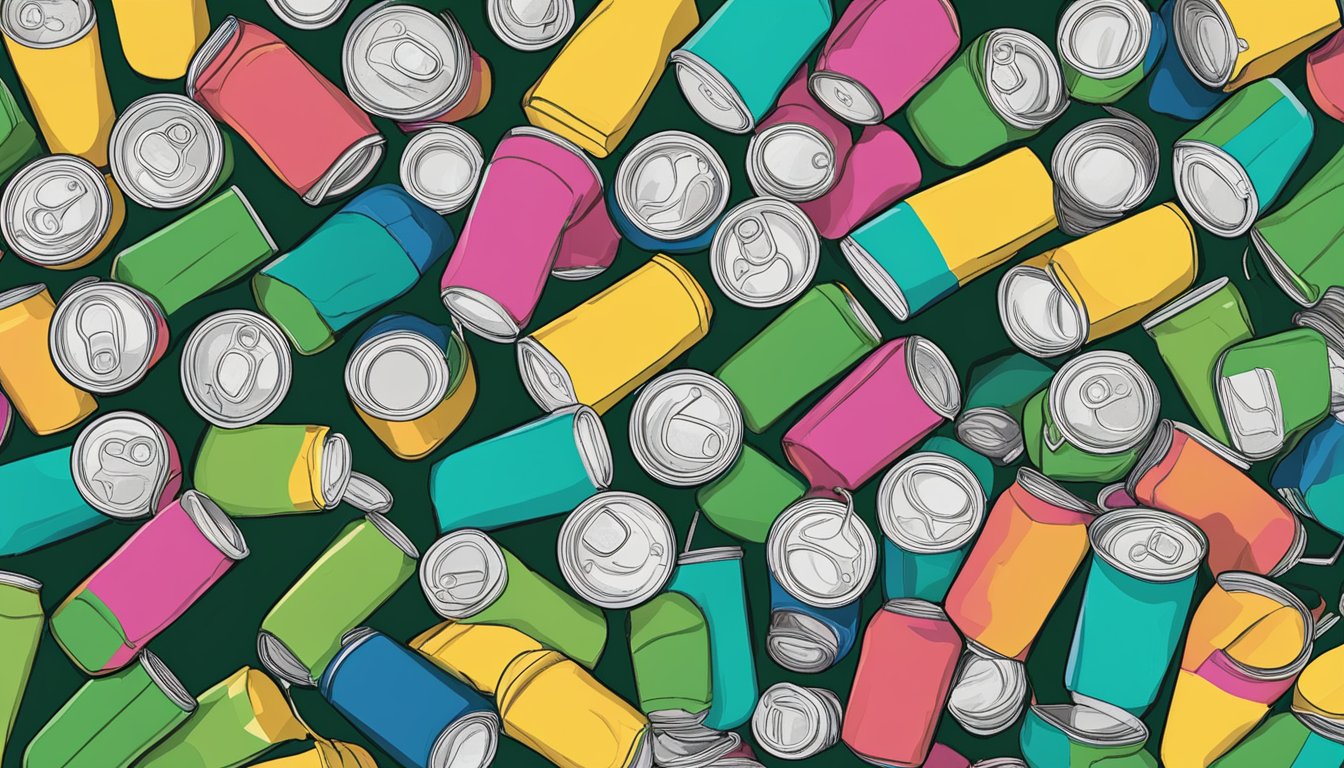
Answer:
766;569;859;674
1;154;125;270
956;352;1057;466
412;621;545;698
320;628;500;768
629;370;743;487
558;491;675;609
0;571;42;751
697;444;807;543
0;286;98;437
399;126;482;215
1251;145;1344;306
1020;697;1155;768
798;123;922;240
1058;0;1164;104
1215;328;1331;460
752;683;842;760
74;410;182;521
181;310;291;429
1172;0;1340;93
610;130;731;254
710;197;820;309
489;0;574;50
947;643;1030;736
629;592;713;717
193;423;353;517
109;93;231;210
1051;109;1160;236
746;68;851;203
767;493;877;609
343;3;491;129
647;712;743;768
1173;78;1313;238
49;278;169;396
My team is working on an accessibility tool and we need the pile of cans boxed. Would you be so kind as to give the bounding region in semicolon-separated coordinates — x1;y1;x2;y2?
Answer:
3;0;1344;766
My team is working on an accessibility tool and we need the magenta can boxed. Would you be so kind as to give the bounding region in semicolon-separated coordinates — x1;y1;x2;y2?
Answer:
49;490;248;675
811;0;962;125
747;67;855;203
440;127;604;342
799;124;922;239
783;337;961;494
0;390;10;449
552;193;621;281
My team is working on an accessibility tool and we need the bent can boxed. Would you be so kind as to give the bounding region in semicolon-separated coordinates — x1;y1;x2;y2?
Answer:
1;155;126;271
956;352;1057;465
193;423;354;517
0;284;97;435
1145;0;1227;120
1057;0;1165;104
1251;145;1344;307
752;683;843;760
629;592;712;717
696;444;807;543
766;569;859;674
1215;328;1331;461
1172;0;1340;93
0;572;41;752
947;643;1029;736
410;621;544;698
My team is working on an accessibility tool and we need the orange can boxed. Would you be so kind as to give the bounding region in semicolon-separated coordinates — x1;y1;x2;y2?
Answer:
0;284;97;435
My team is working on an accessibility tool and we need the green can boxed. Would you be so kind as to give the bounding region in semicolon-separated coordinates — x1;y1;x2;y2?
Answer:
696;444;807;544
1056;0;1161;104
1251;145;1344;307
193;424;352;517
0;571;42;753
628;592;712;717
0;77;40;185
1216;712;1344;767
110;187;277;316
1215;328;1332;461
955;352;1057;465
24;651;195;768
258;513;419;687
419;529;608;668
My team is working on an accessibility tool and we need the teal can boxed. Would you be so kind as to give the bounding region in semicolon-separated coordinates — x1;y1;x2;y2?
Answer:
1020;699;1158;768
1216;712;1344;768
956;352;1057;465
670;0;834;133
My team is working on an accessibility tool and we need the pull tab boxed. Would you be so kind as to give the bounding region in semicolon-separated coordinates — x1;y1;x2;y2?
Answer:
212;324;265;405
990;42;1025;94
660;387;729;461
1128;529;1184;565
367;21;443;83
26;177;87;237
732;217;792;287
697;82;733;111
76;298;124;377
133;119;198;181
684;509;701;554
18;1;65;33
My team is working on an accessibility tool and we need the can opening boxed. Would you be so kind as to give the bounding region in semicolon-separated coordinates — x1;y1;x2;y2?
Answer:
838;285;883;345
983;29;1068;130
1032;696;1146;746
1173;141;1257;237
1016;467;1099;515
488;0;574;51
139;650;197;713
908;337;962;419
516;337;577;411
746;124;837;203
1173;0;1236;89
508;127;603;188
366;511;420;559
321;432;353;509
342;4;471;122
670;50;754;134
307;136;386;206
343;472;395;515
949;648;1028;736
878;452;985;552
1057;0;1151;78
956;408;1025;465
346;331;451;421
1051;114;1157;218
429;710;500;768
767;611;840;674
751;682;842;759
181;490;250;560
808;72;883;125
998;266;1086;358
400;127;483;215
257;631;316;687
110;94;226;209
442;287;523;343
1089;508;1207;581
881;597;948;620
419;530;509;618
615;131;730;241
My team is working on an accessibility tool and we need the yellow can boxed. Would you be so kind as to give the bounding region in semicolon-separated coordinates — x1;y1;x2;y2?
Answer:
497;649;651;768
1174;0;1341;92
517;254;713;415
250;740;377;768
0;284;97;435
1293;644;1344;721
0;0;116;167
999;203;1197;358
410;621;543;697
110;0;210;80
523;0;699;157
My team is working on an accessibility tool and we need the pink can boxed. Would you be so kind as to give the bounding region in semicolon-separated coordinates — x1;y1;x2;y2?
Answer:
799;124;922;239
925;744;972;768
747;67;855;203
811;0;961;125
188;16;385;206
552;193;621;281
0;390;10;449
48;490;248;675
783;337;960;494
843;599;963;767
1308;29;1344;123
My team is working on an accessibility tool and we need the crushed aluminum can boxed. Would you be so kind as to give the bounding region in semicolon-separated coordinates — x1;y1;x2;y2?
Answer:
109;93;230;210
629;370;743;487
1;155;122;270
751;682;842;760
488;0;574;51
946;642;1030;736
710;197;820;309
766;493;877;609
557;491;676;609
180;310;292;429
1051;108;1160;236
610;130;730;254
49;278;169;395
399;125;483;215
73;410;182;520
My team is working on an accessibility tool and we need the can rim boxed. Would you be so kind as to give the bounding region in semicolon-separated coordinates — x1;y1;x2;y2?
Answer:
839;235;910;321
139;650;197;712
366;511;420;559
669;49;754;134
507;126;602;190
907;336;962;420
998;264;1088;358
877;451;986;552
1051;112;1158;217
1172;0;1236;89
956;407;1026;465
50;280;163;393
751;682;842;759
710;196;820;309
981;29;1069;130
429;710;501;768
265;0;351;30
109;94;226;210
1048;350;1159;454
628;370;743;487
1030;696;1146;747
1214;348;1285;461
1140;277;1232;330
0;283;45;310
317;432;353;509
181;309;293;428
343;472;395;515
0;571;41;592
345;329;452;421
1057;0;1151;79
1173;140;1257;237
614;131;730;241
0;0;94;48
399;126;484;215
516;337;577;412
1296;710;1344;743
419;529;509;619
72;410;171;519
342;2;471;121
767;497;877;609
1215;571;1315;680
881;597;948;620
808;71;884;125
556;491;676;609
180;489;249;560
186;15;238;99
766;610;840;673
1089;507;1207;581
257;630;317;687
487;0;574;51
442;287;523;343
1016;466;1099;515
1;155;113;266
745;123;839;203
304;135;386;206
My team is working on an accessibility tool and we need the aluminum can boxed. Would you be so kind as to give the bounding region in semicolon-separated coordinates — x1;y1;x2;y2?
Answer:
1309;28;1344;122
628;592;711;717
73;410;182;521
419;530;608;668
0;571;41;751
552;186;621;281
0;77;40;185
251;741;376;768
109;0;207;80
0;391;10;449
399;126;482;215
1;155;125;270
258;513;418;686
1058;0;1164;104
1000;203;1197;358
180;310;291;429
798;123;921;240
518;254;713;415
23;651;195;768
109;94;231;210
188;16;384;205
766;569;859;674
489;0;574;50
411;621;544;698
843;599;962;767
710;196;819;309
1147;0;1228;121
783;337;960;494
956;351;1057;465
746;67;852;204
811;0;960;124
0;0;115;166
629;370;742;486
767;493;876;608
752;683;842;760
1172;0;1340;93
647;711;743;768
558;491;675;609
1293;643;1344;736
947;643;1029;736
906;29;1068;167
946;468;1098;660
696;444;806;543
1020;698;1156;767
841;148;1056;321
1051;108;1161;235
0;284;97;435
193;423;353;517
430;406;611;531
1216;712;1344;768
1251;145;1344;306
48;278;168;395
609;130;730;254
1216;328;1331;460
266;0;348;30
1274;415;1344;539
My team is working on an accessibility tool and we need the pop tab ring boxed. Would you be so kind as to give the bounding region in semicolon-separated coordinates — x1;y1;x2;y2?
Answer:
557;491;676;609
181;310;292;428
419;529;509;619
1089;508;1206;582
710;197;819;308
1048;350;1159;454
614;131;730;242
488;0;574;51
983;29;1068;130
766;491;877;609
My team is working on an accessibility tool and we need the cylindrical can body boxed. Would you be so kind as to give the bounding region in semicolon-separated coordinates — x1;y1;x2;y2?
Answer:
696;444;806;543
1058;0;1164;104
250;740;377;768
798;124;922;239
1173;0;1340;92
843;600;962;767
517;255;713;415
1146;0;1227;120
0;285;97;435
1216;712;1344;768
0;572;42;751
1215;328;1331;460
766;570;859;674
0;448;105;556
1020;702;1156;768
1273;415;1344;538
883;538;968;603
629;592;712;716
410;621;544;697
188;16;384;205
1251;145;1344;306
1308;29;1344;122
258;514;417;687
783;337;961;493
553;195;621;280
111;0;209;79
956;351;1057;465
193;424;351;517
0;78;41;184
254;185;455;355
524;0;698;157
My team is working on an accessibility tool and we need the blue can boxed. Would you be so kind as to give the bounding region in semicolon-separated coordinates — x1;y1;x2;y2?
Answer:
1065;508;1206;716
1146;0;1227;120
765;569;859;674
608;131;730;255
429;406;612;532
1273;416;1344;539
319;627;499;768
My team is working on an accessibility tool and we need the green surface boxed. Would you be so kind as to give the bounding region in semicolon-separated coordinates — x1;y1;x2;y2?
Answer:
0;0;1342;766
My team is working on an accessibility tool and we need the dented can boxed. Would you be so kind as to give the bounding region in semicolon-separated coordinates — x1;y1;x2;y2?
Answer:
109;94;231;210
411;621;545;698
192;423;353;517
947;643;1029;736
1051;109;1161;236
709;197;820;308
1;154;125;271
752;683;842;760
766;569;859;674
558;491;676;609
0;284;97;435
49;278;168;395
629;370;743;487
610;130;730;254
181;310;292;429
1251;145;1344;307
399;126;483;215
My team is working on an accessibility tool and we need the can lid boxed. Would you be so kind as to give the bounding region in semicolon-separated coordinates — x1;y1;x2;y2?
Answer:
1057;0;1151;79
321;432;353;509
766;610;840;674
343;472;394;515
257;630;316;687
670;49;754;134
1173;141;1257;237
1016;467;1100;515
400;126;483;215
1172;0;1235;89
430;710;500;768
345;328;451;421
139;650;197;713
569;405;614;490
710;197;820;309
51;280;163;394
110;94;226;210
1090;508;1206;581
265;0;350;30
878;452;985;553
981;29;1068;130
1034;695;1147;747
487;0;573;51
442;287;522;343
745;123;838;203
839;235;912;321
767;496;877;609
557;492;676;609
948;646;1029;736
1051;110;1158;225
0;0;92;47
956;408;1025;465
629;370;743;487
2;156;113;267
516;337;577;412
907;336;962;420
809;72;883;125
751;683;843;760
614;131;730;242
343;2;471;121
1049;350;1158;453
180;490;249;560
181;310;292;428
998;264;1087;358
419;529;509;618
72;411;171;519
0;571;41;592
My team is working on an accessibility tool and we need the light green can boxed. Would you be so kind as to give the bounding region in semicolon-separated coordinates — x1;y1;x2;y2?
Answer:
1215;328;1332;461
0;571;42;753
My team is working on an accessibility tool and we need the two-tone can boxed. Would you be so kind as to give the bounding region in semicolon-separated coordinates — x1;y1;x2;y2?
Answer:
767;493;877;609
181;310;292;429
1051;109;1160;235
1057;0;1165;104
766;569;859;674
1020;698;1156;768
558;491;676;609
399;126;482;215
1215;711;1344;768
109;94;231;210
710;196;820;309
1250;145;1344;307
1172;0;1340;93
192;423;355;517
947;643;1030;736
609;131;730;254
955;351;1057;465
1274;415;1344;540
752;683;842;760
629;370;743;487
48;278;168;395
628;592;712;718
1;155;125;270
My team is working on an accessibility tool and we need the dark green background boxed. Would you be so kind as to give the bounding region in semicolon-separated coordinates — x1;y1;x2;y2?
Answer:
1;0;1341;765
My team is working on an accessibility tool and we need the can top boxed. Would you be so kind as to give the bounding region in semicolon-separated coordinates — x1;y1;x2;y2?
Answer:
0;0;93;48
767;609;840;674
809;71;883;125
182;310;292;428
614;131;730;242
265;0;349;30
487;0;573;51
1051;110;1158;218
981;29;1068;131
1140;277;1231;331
343;2;471;121
1057;0;1151;79
180;490;249;560
629;370;743;487
1215;571;1314;680
745;123;838;203
419;529;508;619
51;280;162;394
516;337;577;412
670;49;755;134
1173;141;1257;237
998;264;1087;358
767;496;877;609
557;491;676;609
320;432;352;509
399;126;483;215
907;336;962;420
878;451;985;553
345;327;452;421
0;571;41;592
72;411;172;519
430;711;500;768
1090;508;1206;582
948;646;1029;736
1032;696;1147;747
1049;350;1158;454
343;472;395;515
1172;0;1235;89
2;156;113;267
110;94;226;210
139;650;197;714
751;683;843;760
710;197;820;308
